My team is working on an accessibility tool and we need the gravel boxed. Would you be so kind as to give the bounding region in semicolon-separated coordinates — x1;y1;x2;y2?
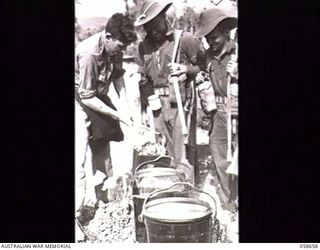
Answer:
82;190;136;243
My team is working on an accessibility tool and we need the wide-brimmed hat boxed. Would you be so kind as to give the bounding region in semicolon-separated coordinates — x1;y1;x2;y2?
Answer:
134;0;173;27
194;8;237;38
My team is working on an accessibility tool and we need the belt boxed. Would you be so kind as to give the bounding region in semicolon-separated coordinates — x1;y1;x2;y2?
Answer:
216;96;227;112
216;102;238;115
216;103;227;112
216;96;228;104
154;86;169;96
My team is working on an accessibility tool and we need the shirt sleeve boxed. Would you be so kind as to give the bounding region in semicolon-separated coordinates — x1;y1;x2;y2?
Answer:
77;54;98;99
180;33;207;76
137;42;147;75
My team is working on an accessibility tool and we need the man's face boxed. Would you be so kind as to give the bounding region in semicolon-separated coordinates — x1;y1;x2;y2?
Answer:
104;36;127;56
205;28;228;54
143;13;167;42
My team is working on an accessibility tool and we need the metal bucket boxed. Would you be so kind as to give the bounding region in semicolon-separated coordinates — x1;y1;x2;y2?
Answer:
139;182;217;243
132;156;187;242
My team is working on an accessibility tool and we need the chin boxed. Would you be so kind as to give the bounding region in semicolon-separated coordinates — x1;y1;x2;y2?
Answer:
210;47;217;52
109;50;118;56
152;35;163;42
210;46;222;54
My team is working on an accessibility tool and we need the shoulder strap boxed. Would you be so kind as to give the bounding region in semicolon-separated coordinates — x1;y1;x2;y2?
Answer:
172;30;184;64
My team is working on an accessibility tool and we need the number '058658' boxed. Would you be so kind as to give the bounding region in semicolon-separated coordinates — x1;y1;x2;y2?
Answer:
300;244;318;248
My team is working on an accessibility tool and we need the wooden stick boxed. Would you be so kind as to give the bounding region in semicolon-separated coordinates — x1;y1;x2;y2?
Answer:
226;74;233;162
227;44;238;162
171;30;189;144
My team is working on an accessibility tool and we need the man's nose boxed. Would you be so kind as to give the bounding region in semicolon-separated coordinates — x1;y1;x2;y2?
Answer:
118;43;127;51
152;29;159;35
209;39;217;46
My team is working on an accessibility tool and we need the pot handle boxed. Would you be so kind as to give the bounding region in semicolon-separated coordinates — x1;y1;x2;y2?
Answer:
134;155;174;176
139;182;217;222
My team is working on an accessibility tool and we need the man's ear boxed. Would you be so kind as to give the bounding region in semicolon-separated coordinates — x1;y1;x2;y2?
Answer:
105;32;112;40
226;31;231;39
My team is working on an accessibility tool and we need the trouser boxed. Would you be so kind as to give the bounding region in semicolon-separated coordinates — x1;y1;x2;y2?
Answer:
209;110;238;206
153;95;197;182
75;100;112;213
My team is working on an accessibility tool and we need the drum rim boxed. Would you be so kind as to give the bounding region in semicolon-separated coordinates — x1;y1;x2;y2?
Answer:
143;197;212;223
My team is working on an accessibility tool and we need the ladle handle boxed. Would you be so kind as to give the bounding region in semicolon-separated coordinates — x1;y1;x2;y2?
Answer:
139;182;217;222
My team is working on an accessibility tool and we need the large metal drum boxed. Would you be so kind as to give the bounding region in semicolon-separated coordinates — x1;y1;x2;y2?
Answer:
132;156;186;242
139;182;217;243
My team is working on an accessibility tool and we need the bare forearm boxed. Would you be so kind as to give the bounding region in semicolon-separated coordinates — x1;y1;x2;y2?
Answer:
113;76;125;98
187;65;201;78
82;96;120;120
82;96;131;125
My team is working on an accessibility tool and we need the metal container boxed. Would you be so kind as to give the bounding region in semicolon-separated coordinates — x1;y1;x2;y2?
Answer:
148;94;162;111
132;156;186;242
139;182;217;243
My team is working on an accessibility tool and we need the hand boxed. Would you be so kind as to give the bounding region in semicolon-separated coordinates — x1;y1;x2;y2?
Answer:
168;73;187;85
141;111;149;126
119;115;133;126
226;60;238;79
230;83;238;96
168;63;188;76
195;71;206;84
138;73;148;86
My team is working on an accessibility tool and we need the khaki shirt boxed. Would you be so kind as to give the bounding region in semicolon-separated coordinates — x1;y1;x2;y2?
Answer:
137;30;206;88
75;31;124;99
208;40;237;97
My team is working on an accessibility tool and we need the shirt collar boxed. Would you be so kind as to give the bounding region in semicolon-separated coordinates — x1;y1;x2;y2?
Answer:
207;40;236;61
98;31;107;55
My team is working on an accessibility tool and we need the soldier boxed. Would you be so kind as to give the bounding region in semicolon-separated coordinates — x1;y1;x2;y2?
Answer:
75;13;137;240
134;0;206;182
195;8;238;212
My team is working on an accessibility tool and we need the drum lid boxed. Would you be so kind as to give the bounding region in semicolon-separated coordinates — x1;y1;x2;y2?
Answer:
144;197;212;223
